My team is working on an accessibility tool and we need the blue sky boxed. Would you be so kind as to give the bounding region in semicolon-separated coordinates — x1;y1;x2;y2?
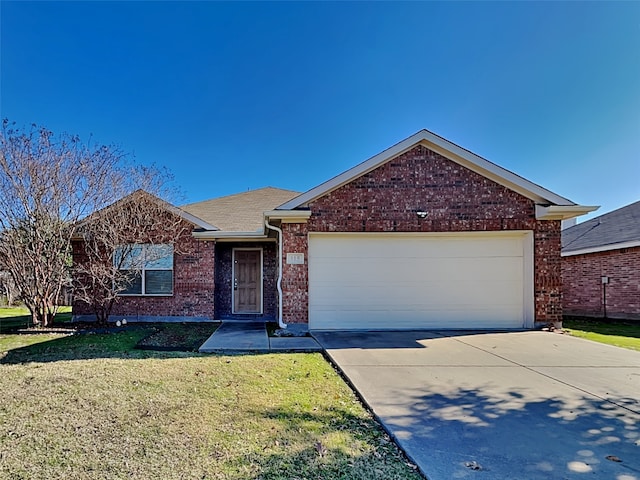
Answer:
1;1;638;220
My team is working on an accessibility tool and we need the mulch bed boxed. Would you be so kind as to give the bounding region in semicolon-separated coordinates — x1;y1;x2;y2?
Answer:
14;323;129;335
135;323;218;352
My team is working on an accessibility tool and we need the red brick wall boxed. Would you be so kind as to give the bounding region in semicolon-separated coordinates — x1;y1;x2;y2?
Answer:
281;144;562;325
73;221;215;320
562;247;640;320
214;242;278;320
281;223;309;324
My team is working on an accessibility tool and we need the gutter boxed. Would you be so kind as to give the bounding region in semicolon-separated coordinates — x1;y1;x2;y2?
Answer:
192;230;269;240
264;220;286;329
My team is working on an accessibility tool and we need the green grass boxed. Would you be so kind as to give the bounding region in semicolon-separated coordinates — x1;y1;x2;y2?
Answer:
564;318;640;352
0;305;72;333
0;333;422;480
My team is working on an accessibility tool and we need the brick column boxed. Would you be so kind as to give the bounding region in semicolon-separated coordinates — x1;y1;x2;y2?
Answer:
281;222;309;324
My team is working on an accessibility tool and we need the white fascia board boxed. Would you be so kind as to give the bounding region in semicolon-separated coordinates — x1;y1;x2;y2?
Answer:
264;210;311;223
192;230;268;240
535;204;599;220
167;206;219;231
277;129;577;210
562;240;640;257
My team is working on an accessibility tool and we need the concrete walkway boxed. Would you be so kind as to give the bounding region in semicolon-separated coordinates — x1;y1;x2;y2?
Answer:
315;330;640;480
199;322;321;353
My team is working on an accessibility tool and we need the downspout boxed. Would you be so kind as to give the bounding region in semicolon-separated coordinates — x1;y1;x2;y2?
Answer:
265;220;287;328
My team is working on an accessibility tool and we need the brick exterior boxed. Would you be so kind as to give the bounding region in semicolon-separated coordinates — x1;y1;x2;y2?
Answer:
281;223;309;324
214;242;278;320
280;144;563;326
562;247;640;320
73;218;216;321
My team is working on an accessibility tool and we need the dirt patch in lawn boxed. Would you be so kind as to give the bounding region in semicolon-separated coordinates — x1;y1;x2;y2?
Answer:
136;323;219;351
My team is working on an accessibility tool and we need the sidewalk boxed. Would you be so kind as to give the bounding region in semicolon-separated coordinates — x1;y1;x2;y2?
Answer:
199;322;322;353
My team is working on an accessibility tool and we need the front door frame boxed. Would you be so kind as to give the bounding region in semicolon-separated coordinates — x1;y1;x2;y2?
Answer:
232;247;263;314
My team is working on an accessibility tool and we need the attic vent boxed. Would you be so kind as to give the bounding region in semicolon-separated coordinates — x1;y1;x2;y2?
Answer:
620;248;629;254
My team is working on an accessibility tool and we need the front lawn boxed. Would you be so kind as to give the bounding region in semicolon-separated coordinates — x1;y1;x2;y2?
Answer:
0;332;422;480
0;305;72;333
564;318;640;352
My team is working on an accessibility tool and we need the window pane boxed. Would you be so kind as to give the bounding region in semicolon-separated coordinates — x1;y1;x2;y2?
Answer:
115;245;143;269
118;271;142;295
145;270;173;294
145;244;173;269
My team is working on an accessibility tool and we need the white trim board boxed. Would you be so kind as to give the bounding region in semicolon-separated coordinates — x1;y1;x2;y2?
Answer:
562;240;640;257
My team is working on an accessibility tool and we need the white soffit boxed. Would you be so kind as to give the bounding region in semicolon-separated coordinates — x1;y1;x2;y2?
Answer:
535;205;599;221
278;130;577;210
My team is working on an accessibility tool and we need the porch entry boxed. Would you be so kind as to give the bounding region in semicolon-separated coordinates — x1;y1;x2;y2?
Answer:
232;248;263;314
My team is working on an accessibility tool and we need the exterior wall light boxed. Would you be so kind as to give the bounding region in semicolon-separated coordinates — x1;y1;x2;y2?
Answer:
416;211;428;219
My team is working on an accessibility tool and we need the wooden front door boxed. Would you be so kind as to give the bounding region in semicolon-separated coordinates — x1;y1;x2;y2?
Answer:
233;249;262;313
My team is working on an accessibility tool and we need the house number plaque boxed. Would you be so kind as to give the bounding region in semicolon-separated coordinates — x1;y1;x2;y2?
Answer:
286;253;305;265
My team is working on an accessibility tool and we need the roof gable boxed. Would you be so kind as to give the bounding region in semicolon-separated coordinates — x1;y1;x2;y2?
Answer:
78;190;218;232
182;187;300;232
277;130;579;211
562;200;640;255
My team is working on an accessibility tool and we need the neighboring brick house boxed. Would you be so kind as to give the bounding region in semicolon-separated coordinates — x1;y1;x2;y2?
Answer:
562;200;640;320
73;130;596;329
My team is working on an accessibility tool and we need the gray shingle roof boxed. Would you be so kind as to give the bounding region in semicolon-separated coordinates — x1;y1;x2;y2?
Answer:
181;187;300;232
562;200;640;253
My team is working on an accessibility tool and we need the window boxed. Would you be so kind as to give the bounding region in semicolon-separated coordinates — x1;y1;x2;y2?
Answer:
115;244;173;295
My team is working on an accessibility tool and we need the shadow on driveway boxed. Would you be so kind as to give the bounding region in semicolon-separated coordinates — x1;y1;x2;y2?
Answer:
315;330;640;480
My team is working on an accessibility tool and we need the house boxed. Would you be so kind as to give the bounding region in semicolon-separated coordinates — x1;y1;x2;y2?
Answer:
562;200;640;320
72;130;597;329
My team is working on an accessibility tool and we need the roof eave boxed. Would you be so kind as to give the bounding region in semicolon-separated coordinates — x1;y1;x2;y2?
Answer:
167;205;219;231
191;229;268;240
264;210;312;223
535;205;599;221
562;239;640;256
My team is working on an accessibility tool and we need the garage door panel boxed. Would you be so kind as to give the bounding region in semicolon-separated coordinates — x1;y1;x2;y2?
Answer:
311;235;524;258
310;307;523;331
312;290;522;311
311;257;522;284
309;233;531;330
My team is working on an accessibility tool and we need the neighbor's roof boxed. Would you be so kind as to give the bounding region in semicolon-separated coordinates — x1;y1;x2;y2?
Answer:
562;200;640;256
182;187;300;232
277;129;594;219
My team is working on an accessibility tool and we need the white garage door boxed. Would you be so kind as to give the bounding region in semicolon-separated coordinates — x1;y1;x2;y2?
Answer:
308;232;533;330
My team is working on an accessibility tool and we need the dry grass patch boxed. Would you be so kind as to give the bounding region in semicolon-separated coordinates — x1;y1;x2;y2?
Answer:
0;333;422;479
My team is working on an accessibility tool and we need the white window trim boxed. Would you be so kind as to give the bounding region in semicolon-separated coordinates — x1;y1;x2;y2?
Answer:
116;244;174;297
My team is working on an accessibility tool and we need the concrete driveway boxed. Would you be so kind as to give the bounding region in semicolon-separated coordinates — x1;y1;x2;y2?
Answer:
314;330;640;480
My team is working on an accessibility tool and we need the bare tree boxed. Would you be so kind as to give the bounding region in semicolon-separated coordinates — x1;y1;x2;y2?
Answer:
0;119;177;327
72;191;190;324
0;271;18;306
